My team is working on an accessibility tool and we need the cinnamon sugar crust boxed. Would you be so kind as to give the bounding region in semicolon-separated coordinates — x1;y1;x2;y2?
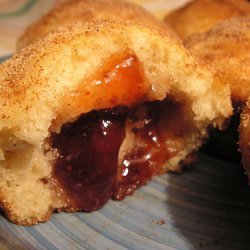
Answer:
185;16;250;103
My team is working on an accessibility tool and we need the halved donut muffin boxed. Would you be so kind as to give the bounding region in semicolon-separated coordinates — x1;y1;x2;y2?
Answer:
164;0;250;39
0;20;232;225
17;0;172;49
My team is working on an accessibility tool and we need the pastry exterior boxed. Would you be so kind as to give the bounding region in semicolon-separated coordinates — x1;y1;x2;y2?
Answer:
17;0;172;49
185;16;250;104
164;0;250;39
185;17;250;162
0;20;232;225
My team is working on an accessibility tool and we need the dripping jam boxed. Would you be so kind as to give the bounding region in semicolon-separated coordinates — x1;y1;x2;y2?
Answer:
51;108;127;211
51;99;189;211
49;54;192;211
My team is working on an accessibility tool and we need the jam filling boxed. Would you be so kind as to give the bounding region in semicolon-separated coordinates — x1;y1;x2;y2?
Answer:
115;99;184;200
49;53;192;211
51;108;127;211
54;52;148;128
51;99;189;211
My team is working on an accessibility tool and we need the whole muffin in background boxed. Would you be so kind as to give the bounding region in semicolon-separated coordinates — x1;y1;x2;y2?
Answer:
164;0;250;39
185;16;250;163
17;0;174;49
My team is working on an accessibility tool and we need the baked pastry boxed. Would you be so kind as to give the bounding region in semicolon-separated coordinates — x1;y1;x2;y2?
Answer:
184;16;250;103
17;0;172;49
0;20;232;225
164;0;250;39
185;17;250;162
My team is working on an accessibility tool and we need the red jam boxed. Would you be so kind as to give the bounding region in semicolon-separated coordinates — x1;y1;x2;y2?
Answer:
114;99;185;200
51;99;189;210
51;108;127;211
55;53;148;127
50;54;191;211
94;54;147;107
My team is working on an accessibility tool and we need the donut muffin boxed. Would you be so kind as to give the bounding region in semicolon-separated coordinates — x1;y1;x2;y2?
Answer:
164;0;250;39
0;20;232;225
185;17;250;162
17;0;172;49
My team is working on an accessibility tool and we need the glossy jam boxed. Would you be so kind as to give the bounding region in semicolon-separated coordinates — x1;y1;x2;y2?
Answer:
50;53;192;211
114;99;186;200
51;99;190;210
55;53;148;128
51;108;127;211
93;54;147;107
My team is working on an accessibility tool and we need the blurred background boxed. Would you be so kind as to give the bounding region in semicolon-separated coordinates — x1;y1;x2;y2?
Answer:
0;0;190;56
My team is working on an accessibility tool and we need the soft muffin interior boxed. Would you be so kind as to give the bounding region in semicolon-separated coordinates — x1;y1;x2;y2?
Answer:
0;92;201;224
0;44;229;225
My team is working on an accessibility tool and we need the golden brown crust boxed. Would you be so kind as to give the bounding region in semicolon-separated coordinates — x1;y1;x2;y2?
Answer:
0;20;232;225
185;16;250;103
17;0;174;49
165;0;250;39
